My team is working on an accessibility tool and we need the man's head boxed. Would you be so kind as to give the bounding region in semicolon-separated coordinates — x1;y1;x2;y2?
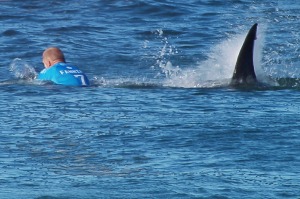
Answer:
42;47;65;68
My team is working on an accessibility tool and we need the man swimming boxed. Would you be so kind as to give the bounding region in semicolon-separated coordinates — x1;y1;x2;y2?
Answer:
37;47;90;86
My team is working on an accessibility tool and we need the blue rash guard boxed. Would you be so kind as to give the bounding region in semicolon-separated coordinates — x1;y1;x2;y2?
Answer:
37;62;89;86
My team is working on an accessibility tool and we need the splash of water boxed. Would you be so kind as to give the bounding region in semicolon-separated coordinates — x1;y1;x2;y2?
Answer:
93;25;270;89
91;76;159;88
158;24;268;88
9;58;37;80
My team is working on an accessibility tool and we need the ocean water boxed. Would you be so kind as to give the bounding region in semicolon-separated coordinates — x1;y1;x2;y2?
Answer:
0;1;300;199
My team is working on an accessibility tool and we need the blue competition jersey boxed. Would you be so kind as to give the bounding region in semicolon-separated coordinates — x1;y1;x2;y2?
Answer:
37;62;89;86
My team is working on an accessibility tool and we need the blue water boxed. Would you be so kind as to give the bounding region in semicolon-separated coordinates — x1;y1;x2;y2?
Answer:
0;1;300;199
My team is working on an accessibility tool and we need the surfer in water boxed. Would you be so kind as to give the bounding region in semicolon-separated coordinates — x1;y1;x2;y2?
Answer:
37;47;90;86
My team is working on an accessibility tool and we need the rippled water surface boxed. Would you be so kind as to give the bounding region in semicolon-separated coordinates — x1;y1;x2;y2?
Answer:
0;1;300;199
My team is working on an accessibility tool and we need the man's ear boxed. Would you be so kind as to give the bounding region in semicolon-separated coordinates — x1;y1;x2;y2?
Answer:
45;60;52;68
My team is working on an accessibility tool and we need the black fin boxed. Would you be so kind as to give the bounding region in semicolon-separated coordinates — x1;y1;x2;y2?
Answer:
231;23;258;85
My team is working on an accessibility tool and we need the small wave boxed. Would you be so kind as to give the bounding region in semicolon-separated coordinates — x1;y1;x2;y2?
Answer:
275;78;300;88
91;76;162;89
2;29;21;36
43;25;107;34
35;196;63;199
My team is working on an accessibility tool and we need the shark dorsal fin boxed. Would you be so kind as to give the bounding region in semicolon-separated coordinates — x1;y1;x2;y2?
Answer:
231;23;258;85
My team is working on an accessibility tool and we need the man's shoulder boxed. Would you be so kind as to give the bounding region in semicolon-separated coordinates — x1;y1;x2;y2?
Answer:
55;63;80;70
40;68;47;74
37;67;55;80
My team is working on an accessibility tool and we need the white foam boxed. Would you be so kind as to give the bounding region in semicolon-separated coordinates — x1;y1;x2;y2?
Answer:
159;24;267;88
9;58;37;80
